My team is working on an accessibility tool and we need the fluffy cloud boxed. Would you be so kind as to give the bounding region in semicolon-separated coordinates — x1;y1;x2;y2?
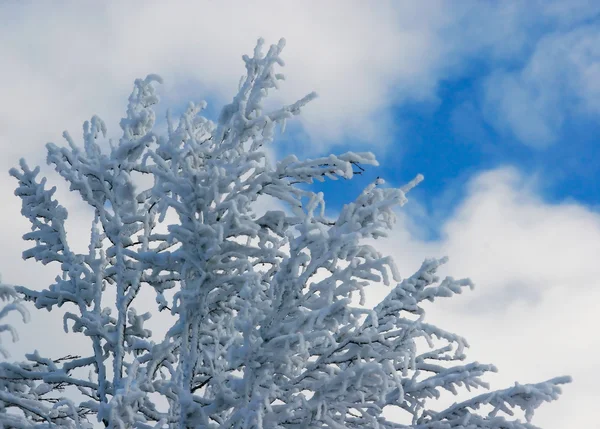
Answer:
482;25;600;146
0;0;461;160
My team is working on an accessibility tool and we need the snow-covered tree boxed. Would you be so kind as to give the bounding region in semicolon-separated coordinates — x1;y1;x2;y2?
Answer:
0;38;569;429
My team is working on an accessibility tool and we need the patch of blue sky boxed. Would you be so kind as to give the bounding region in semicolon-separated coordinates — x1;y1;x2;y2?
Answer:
292;68;600;241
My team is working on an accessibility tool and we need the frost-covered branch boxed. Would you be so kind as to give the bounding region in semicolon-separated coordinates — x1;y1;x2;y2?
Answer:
1;38;569;429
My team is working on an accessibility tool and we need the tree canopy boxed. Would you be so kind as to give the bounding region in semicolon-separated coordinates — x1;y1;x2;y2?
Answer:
0;38;569;429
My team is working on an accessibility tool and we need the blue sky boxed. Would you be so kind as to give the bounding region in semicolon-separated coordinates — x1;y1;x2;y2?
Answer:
295;23;600;224
1;2;599;427
400;64;600;206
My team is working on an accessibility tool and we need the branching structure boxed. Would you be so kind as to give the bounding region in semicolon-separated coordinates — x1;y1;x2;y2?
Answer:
0;39;569;429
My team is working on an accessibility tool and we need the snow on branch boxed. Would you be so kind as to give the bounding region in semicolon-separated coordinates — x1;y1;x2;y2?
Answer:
0;279;29;359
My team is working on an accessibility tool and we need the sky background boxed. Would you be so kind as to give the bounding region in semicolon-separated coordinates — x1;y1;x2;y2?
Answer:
1;1;599;427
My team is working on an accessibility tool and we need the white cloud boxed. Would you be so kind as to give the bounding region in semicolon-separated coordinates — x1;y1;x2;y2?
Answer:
482;25;600;146
0;0;462;159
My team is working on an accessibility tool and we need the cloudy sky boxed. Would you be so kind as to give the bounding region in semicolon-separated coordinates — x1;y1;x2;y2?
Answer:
1;1;599;427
